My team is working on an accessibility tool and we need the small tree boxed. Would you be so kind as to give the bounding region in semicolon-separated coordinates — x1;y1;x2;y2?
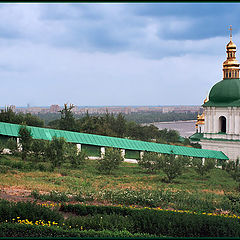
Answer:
65;143;88;167
191;157;215;178
31;139;47;162
137;152;161;173
59;103;76;131
18;125;33;160
225;159;240;190
160;152;188;183
6;138;19;156
45;137;66;168
97;148;123;174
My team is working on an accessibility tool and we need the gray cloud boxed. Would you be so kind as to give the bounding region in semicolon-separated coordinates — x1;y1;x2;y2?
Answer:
0;3;238;106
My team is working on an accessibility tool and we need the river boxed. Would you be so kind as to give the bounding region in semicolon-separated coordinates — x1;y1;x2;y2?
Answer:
143;120;196;137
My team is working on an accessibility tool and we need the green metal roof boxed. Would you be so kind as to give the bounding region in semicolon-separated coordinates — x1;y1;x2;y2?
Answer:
189;132;204;142
0;122;228;160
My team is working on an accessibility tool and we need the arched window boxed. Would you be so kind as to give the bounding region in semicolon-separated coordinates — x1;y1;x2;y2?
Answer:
219;116;226;133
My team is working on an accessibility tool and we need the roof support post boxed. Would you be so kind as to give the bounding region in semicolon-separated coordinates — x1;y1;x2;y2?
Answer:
101;147;105;158
202;158;205;165
16;138;22;152
121;149;125;159
76;144;81;153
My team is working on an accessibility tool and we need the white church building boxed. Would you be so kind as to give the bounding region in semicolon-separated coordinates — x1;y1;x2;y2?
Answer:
190;27;240;161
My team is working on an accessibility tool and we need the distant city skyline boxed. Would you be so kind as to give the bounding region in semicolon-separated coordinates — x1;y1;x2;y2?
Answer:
0;3;239;106
1;104;201;115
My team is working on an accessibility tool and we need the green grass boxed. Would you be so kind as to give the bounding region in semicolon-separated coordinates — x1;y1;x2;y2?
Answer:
0;155;238;213
0;155;237;193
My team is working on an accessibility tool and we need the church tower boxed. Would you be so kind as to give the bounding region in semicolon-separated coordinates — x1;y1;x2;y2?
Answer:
190;26;240;160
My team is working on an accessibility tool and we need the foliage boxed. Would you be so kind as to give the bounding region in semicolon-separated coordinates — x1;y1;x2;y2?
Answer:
0;141;5;154
97;148;123;174
0;223;154;238
30;139;47;162
6;138;19;156
160;153;189;183
191;157;216;177
137;152;161;173
96;188;228;211
31;190;69;202
45;136;66;167
58;103;77;131
18;125;33;160
65;213;135;232
0;107;44;127
224;192;240;214
0;200;63;223
60;203;240;237
65;144;87;167
225;159;240;190
48;111;184;143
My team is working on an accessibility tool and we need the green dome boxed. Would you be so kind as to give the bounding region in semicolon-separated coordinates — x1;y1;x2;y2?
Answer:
209;79;240;103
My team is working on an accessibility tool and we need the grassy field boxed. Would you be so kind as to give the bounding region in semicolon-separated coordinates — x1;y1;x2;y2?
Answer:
0;155;239;213
0;155;237;194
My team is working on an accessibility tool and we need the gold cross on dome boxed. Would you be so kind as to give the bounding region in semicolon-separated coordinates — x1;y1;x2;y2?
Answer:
229;25;232;40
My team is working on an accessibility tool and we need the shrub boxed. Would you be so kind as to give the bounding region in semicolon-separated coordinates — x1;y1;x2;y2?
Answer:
35;162;54;172
0;223;155;238
65;144;87;167
0;141;4;154
30;139;47;162
192;157;216;177
18;125;33;160
0;165;11;173
160;153;189;183
0;200;63;223
225;159;240;190
65;213;135;232
45;137;66;167
137;152;161;173
97;148;123;174
224;192;240;214
6;138;19;156
60;203;240;237
31;190;69;202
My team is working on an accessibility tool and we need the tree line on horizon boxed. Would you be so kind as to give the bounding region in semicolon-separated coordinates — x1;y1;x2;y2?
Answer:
0;105;200;147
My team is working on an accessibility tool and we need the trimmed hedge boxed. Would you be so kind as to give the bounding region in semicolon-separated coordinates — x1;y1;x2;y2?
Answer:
0;200;63;223
60;203;240;237
0;223;156;238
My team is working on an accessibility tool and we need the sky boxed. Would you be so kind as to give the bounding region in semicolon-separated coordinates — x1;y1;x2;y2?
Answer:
0;2;240;107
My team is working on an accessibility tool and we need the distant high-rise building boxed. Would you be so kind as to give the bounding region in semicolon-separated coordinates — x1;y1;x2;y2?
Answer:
50;104;61;113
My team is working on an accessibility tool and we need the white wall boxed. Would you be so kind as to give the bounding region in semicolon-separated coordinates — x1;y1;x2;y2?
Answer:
204;106;240;139
201;139;240;160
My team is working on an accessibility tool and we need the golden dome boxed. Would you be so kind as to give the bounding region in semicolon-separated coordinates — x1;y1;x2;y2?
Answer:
227;40;237;49
222;25;240;79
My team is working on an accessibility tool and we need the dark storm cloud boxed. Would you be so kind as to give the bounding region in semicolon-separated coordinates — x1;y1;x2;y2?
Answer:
131;3;240;40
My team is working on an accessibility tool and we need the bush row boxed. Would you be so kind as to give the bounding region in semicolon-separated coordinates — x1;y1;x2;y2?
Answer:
0;156;54;172
60;203;240;237
0;200;63;223
0;223;156;238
